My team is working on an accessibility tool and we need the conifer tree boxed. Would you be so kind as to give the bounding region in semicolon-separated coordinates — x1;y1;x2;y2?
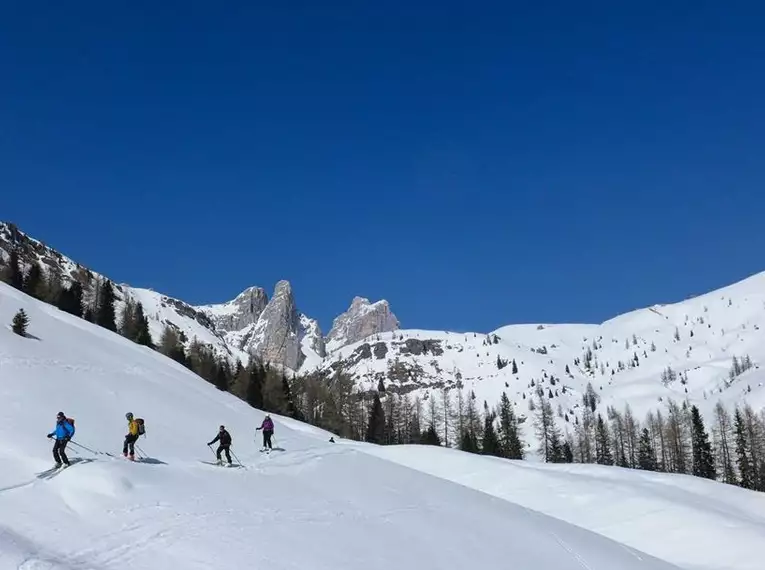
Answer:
512;359;518;374
422;423;441;446
119;297;137;339
8;249;22;290
11;308;29;336
23;262;46;300
690;405;716;479
246;360;265;410
548;428;564;463
638;428;657;471
133;302;153;347
214;359;231;391
481;411;501;457
159;325;186;365
57;282;83;317
595;414;614;465
498;392;524;459
735;408;755;490
712;402;737;485
562;440;574;463
366;394;386;444
282;374;302;420
95;280;117;332
534;391;559;462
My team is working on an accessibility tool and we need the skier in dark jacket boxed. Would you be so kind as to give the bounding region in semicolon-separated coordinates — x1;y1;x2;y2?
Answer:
208;425;233;465
256;415;274;450
47;412;75;468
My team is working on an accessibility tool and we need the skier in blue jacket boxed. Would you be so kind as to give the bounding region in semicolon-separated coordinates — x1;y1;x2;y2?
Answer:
47;411;75;468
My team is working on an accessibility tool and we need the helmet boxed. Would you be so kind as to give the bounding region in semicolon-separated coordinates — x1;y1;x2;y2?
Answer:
126;412;133;420
57;411;65;420
219;425;225;430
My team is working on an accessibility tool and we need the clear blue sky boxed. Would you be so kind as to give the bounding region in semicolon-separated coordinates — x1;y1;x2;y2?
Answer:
1;2;764;334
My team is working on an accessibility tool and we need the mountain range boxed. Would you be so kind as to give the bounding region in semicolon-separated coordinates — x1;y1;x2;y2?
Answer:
2;220;764;444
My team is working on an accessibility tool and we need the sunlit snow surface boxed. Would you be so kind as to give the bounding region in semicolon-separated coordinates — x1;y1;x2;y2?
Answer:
0;282;753;570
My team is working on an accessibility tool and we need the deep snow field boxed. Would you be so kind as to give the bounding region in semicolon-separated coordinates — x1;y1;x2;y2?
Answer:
0;281;760;570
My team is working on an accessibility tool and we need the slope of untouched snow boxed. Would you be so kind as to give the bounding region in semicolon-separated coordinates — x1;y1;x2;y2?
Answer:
358;443;765;570
0;282;678;570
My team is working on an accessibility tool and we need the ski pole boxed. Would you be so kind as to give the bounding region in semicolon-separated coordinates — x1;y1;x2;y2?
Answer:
230;449;243;467
135;443;147;459
70;440;100;455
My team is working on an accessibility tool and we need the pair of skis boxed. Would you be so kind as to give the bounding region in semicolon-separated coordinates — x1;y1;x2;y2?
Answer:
35;457;94;480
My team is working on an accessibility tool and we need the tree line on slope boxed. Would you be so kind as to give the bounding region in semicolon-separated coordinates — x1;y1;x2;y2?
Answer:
0;254;297;416
4;253;764;492
560;384;765;492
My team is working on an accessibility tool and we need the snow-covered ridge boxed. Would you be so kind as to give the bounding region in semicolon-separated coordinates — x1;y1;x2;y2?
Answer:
0;280;684;570
313;271;765;452
0;222;396;369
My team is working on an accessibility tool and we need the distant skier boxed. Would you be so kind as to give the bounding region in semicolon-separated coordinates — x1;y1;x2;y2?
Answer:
47;412;75;468
256;415;274;451
208;425;233;465
123;412;140;460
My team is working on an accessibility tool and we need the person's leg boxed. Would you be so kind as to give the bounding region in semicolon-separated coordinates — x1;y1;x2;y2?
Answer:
224;445;232;464
53;440;62;465
123;436;129;456
262;431;267;449
128;435;136;458
59;440;70;465
266;431;273;449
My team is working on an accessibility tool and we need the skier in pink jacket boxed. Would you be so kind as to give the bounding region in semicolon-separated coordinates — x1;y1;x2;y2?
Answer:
256;415;274;450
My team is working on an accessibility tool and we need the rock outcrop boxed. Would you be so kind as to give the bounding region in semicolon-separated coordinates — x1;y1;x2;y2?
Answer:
246;280;302;370
325;297;400;352
203;286;269;332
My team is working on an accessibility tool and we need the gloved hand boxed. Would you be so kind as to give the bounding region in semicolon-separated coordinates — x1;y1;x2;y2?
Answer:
47;434;53;439
207;442;213;446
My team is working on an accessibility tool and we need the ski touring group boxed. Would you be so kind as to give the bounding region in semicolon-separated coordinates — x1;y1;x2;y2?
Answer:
46;410;277;471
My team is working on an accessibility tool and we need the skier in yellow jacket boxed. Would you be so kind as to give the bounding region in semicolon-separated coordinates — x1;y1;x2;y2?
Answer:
123;412;140;460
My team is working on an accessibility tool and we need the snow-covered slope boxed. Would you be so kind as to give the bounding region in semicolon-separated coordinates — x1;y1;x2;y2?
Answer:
357;443;765;570
313;271;765;447
0;282;682;570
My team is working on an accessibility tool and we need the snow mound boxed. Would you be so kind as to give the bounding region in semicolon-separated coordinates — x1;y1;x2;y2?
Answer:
359;443;765;570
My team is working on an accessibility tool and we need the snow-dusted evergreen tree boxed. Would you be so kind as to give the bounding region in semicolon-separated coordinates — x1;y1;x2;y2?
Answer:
11;308;29;336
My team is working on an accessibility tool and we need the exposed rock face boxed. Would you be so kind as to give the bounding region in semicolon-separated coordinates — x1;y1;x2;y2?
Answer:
246;280;301;370
299;314;326;360
326;296;400;352
204;287;269;332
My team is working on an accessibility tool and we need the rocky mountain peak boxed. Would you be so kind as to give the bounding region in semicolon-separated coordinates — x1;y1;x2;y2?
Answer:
245;280;302;370
325;296;400;353
203;286;269;333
